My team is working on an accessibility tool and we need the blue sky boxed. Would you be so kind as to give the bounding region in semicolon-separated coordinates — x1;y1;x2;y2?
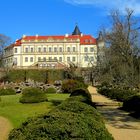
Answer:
1;0;140;41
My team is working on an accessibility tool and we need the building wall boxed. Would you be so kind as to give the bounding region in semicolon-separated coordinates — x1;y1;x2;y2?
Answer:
4;38;97;68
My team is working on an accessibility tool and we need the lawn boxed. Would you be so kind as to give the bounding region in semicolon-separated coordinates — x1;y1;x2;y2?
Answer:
0;93;69;128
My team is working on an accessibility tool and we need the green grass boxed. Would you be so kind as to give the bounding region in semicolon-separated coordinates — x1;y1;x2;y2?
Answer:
0;93;69;128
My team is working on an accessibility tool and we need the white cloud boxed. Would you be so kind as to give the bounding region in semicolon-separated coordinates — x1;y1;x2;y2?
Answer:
64;0;140;15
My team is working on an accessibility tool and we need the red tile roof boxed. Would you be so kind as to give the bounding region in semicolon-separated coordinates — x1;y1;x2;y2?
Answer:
5;35;96;49
14;39;22;46
22;35;96;45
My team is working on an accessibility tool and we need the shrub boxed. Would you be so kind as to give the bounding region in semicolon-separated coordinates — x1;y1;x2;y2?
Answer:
5;69;65;83
19;87;48;103
9;103;113;140
98;88;137;102
0;88;16;96
70;88;92;103
57;99;102;122
61;79;87;93
45;87;56;93
123;95;140;112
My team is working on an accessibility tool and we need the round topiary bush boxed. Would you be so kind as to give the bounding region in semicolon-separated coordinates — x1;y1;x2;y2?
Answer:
61;79;87;93
0;88;16;96
19;87;48;103
9;108;113;140
123;95;140;112
45;87;56;93
70;88;92;103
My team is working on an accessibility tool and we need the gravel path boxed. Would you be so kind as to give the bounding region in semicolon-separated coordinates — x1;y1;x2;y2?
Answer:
0;116;12;140
88;86;140;140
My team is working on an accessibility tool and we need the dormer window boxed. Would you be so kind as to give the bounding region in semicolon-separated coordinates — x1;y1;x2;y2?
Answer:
85;39;89;43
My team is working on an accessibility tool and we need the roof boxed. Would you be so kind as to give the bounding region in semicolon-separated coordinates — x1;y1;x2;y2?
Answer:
5;35;96;49
22;35;96;45
72;25;81;35
15;39;22;46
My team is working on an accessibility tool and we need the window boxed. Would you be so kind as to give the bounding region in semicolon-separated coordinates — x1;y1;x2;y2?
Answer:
90;39;93;43
25;48;28;53
72;57;76;62
84;56;88;62
43;57;46;61
31;48;34;52
49;47;52;52
38;57;41;61
67;57;70;62
54;57;57;61
43;47;46;52
90;47;94;52
30;57;33;62
90;56;94;61
85;39;89;43
14;58;17;65
84;48;88;52
49;57;52;61
59;47;62;52
38;48;41;52
73;47;76;52
59;57;62;62
54;47;57;52
25;57;28;62
14;48;17;53
67;47;70;52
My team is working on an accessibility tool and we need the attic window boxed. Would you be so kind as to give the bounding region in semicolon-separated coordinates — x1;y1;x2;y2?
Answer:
85;39;89;43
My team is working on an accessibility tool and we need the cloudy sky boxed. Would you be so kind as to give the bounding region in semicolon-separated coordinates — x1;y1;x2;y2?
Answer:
64;0;140;15
0;0;139;41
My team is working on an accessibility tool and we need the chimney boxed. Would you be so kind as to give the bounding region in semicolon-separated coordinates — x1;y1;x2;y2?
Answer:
65;34;69;37
81;33;83;37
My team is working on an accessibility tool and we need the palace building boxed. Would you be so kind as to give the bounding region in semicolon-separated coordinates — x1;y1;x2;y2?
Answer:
3;26;103;69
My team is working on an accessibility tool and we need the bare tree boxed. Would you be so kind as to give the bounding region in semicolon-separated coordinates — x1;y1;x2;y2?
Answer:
0;34;11;67
98;9;140;88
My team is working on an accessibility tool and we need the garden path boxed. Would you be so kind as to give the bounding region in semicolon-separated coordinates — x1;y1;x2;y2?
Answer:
0;116;12;140
88;86;140;140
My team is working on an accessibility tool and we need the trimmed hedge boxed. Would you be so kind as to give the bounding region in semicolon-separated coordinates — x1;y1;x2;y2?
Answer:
123;95;140;112
9;109;113;140
45;87;56;93
0;88;16;96
19;87;48;103
61;79;88;93
70;88;92;104
4;69;65;83
57;99;103;122
98;88;137;102
9;93;113;140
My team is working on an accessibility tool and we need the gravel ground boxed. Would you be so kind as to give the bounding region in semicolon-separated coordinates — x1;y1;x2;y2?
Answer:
0;117;12;140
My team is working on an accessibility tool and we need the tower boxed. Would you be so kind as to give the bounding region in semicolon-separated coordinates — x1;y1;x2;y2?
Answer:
72;25;81;35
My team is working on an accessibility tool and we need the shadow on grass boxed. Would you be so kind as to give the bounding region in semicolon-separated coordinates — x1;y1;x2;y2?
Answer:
97;106;140;130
